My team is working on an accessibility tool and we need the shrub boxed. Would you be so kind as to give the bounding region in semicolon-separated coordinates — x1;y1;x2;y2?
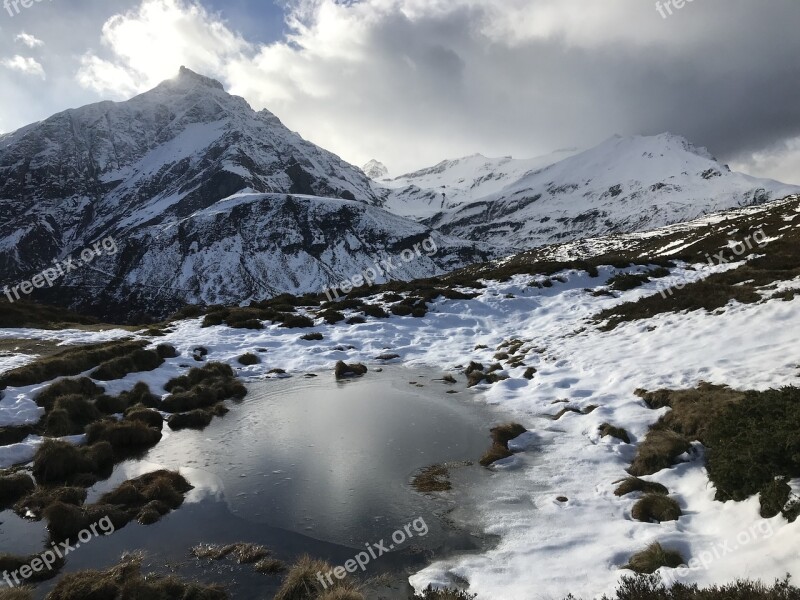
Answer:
346;316;367;325
90;348;164;381
0;340;147;389
705;387;800;508
320;310;346;325
607;272;651;291
390;304;414;317
0;472;35;508
599;423;631;444
238;353;261;366
301;332;324;341
281;315;316;328
362;304;389;318
624;543;685;574
631;494;682;523
574;574;800;600
628;430;691;476
614;477;668;497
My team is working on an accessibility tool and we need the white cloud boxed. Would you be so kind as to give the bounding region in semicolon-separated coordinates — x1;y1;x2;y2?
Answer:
733;137;800;186
77;0;250;96
15;33;44;49
1;56;45;79
71;0;800;177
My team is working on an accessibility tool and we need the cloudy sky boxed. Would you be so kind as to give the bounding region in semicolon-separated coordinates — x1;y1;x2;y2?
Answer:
0;0;799;182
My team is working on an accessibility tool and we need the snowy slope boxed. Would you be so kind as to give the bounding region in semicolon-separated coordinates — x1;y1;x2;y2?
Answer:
2;195;800;597
383;134;799;249
381;149;578;219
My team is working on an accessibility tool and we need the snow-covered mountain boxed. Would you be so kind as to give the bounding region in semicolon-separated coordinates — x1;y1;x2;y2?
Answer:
380;149;578;219
0;68;490;320
381;134;799;249
362;159;389;180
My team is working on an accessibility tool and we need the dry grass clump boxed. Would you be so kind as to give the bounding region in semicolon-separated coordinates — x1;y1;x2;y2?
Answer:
613;477;668;497
124;405;164;430
0;586;34;599
46;554;227;600
43;470;192;541
624;543;685;574
0;340;148;389
274;555;363;600
362;304;389;318
34;377;104;411
628;430;691;477
85;419;162;455
161;363;247;413
255;558;287;574
0;472;35;508
44;394;103;436
599;423;631;444
631;494;682;523
89;348;164;381
32;440;114;486
238;353;261;366
13;486;87;520
156;343;179;359
168;409;214;431
0;552;64;584
281;314;316;328
412;465;452;493
191;543;270;564
334;362;368;379
480;423;527;467
301;332;324;341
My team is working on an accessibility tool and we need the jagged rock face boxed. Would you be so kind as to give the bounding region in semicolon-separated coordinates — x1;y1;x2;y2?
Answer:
23;193;492;321
362;159;389;180
0;69;494;320
382;134;800;250
0;67;381;281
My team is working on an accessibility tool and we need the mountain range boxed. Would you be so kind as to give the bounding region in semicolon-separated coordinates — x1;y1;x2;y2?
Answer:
0;67;797;320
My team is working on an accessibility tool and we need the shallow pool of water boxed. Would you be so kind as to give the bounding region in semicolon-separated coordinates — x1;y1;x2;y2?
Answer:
2;366;504;598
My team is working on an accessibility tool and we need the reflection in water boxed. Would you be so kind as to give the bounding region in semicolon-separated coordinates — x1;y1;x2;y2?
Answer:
145;366;497;547
2;366;501;599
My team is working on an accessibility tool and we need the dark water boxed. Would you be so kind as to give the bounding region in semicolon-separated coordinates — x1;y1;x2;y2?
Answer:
1;367;501;598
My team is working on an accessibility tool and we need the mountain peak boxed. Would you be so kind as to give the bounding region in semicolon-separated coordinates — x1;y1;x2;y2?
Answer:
175;66;225;91
363;159;389;179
